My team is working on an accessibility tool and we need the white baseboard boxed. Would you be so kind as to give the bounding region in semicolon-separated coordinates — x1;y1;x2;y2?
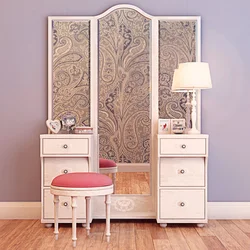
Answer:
1;202;250;219
208;202;250;219
0;202;41;219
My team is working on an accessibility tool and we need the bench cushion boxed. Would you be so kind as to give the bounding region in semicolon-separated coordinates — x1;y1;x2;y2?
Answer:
51;172;112;188
99;158;116;168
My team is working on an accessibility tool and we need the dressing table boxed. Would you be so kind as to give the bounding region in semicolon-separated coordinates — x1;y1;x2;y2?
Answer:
40;4;208;227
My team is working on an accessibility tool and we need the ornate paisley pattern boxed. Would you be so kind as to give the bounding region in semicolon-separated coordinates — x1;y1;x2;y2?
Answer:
159;21;196;118
98;9;151;164
52;21;90;126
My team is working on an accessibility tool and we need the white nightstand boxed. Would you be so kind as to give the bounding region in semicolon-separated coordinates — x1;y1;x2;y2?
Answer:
157;134;208;227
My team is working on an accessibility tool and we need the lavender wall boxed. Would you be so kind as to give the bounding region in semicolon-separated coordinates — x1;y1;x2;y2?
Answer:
1;0;249;202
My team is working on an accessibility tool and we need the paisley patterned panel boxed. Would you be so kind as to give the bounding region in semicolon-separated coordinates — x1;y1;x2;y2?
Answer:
159;21;196;119
98;9;151;164
52;21;90;126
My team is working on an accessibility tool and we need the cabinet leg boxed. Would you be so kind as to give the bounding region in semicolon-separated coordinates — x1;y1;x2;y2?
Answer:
44;223;53;228
197;223;205;228
160;223;167;228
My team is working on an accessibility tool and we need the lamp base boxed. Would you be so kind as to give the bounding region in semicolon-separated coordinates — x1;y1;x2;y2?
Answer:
188;127;200;134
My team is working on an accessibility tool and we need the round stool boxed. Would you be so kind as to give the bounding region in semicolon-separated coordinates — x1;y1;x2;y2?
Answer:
50;172;113;247
99;158;118;193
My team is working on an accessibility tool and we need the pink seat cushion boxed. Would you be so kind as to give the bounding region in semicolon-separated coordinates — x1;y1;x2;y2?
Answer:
51;172;112;188
99;158;117;168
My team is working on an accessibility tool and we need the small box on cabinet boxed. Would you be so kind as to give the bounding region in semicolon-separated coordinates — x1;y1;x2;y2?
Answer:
158;119;171;134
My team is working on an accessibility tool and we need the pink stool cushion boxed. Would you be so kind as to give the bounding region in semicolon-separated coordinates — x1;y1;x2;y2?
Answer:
99;158;117;168
51;172;112;188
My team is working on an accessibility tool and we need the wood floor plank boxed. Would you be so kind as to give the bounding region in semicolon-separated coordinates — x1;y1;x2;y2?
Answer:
201;236;226;250
135;230;154;250
165;227;190;250
195;221;215;236
181;227;208;250
208;220;242;250
233;220;250;233
118;230;136;250
3;219;250;249
149;223;168;240
0;220;36;250
119;221;134;232
153;239;172;250
219;220;250;250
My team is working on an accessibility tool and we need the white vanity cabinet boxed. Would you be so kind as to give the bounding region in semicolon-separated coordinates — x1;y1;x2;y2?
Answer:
40;134;94;226
157;134;208;227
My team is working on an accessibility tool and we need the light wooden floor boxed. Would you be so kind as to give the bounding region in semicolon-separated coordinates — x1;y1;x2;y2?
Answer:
107;172;150;194
1;220;250;249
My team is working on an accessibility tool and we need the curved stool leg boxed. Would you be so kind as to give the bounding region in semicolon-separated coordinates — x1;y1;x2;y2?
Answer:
53;195;59;240
71;196;77;247
105;194;111;242
85;196;91;236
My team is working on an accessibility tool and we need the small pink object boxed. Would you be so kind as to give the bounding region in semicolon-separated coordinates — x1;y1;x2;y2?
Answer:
99;158;116;168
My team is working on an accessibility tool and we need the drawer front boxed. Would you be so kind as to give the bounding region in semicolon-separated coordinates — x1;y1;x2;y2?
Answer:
160;138;206;155
160;189;205;219
43;189;86;219
42;138;89;155
43;158;88;187
160;158;205;187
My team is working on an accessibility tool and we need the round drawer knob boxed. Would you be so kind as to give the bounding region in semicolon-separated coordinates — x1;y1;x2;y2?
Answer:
180;169;185;174
181;144;186;149
63;169;68;174
63;202;68;207
180;202;185;207
63;144;68;149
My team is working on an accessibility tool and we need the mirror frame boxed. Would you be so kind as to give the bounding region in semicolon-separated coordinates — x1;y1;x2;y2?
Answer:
48;4;201;218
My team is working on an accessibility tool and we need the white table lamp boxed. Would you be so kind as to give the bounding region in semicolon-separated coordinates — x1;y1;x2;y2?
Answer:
173;62;212;134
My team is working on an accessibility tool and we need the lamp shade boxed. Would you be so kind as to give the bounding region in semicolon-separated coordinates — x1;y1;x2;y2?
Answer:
171;69;181;91
177;62;212;90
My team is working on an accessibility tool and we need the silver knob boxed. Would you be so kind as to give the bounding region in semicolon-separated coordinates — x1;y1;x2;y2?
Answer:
181;144;186;149
180;169;185;174
63;169;68;174
180;202;185;207
63;202;68;206
63;144;68;149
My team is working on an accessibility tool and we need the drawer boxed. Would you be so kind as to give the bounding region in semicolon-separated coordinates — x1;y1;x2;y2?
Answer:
160;138;206;155
160;158;204;187
43;158;88;186
43;189;86;219
42;138;89;155
160;189;205;219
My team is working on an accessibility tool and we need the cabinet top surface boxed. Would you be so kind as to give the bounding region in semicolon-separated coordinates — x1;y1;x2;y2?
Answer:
40;134;93;139
157;134;208;139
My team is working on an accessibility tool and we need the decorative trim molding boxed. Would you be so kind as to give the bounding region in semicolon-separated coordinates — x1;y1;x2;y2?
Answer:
1;202;250;219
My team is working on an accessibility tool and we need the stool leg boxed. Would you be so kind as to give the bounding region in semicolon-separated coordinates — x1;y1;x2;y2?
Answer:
71;196;77;248
105;194;111;242
53;195;59;240
85;196;91;236
112;173;116;194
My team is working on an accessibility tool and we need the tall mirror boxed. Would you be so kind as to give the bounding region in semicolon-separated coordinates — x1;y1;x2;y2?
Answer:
98;8;151;194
